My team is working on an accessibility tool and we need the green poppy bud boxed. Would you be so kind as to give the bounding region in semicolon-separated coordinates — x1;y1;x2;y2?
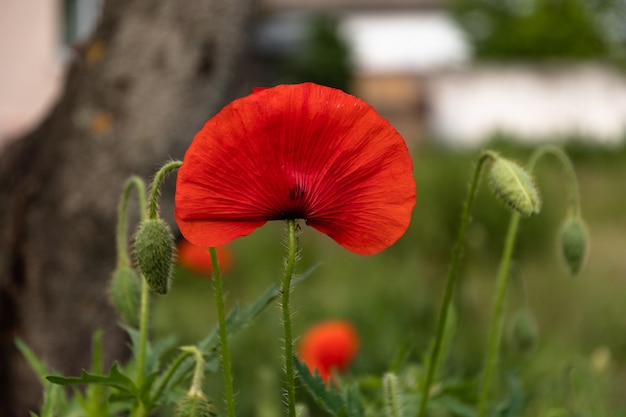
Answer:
134;218;175;294
383;372;402;417
109;266;141;327
176;393;216;417
560;216;588;275
489;158;541;217
509;309;539;354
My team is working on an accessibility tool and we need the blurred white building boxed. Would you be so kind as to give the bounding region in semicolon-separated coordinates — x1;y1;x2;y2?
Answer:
2;0;626;149
428;64;626;147
257;1;626;146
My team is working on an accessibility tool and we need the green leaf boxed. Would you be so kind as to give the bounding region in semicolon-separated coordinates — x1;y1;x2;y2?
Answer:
197;280;286;354
39;383;71;417
153;279;293;404
15;338;49;384
494;374;525;417
437;395;476;417
46;362;139;398
294;356;346;416
344;384;366;417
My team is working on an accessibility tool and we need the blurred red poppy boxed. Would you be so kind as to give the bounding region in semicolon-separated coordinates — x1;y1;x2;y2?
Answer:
176;238;233;277
175;82;415;255
299;320;359;383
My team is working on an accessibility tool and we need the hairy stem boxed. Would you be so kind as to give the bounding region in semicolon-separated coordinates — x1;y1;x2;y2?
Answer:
116;176;147;267
477;212;521;417
211;247;236;417
282;219;298;417
417;153;493;417
148;160;182;219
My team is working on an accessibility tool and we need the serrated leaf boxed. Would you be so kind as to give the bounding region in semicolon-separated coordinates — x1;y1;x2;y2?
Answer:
47;363;139;398
152;281;288;404
294;356;346;416
197;281;284;354
15;338;49;384
345;384;366;417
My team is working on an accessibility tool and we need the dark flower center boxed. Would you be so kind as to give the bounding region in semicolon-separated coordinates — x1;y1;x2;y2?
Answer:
281;184;307;220
289;184;305;202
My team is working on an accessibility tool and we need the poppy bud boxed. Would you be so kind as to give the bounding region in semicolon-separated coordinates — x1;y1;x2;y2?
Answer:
299;320;359;384
109;266;141;327
383;372;402;417
134;218;175;294
489;158;541;217
559;216;588;275
509;309;539;354
175;393;216;417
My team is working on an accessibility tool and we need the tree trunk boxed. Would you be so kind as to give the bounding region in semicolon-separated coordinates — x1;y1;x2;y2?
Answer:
0;0;255;414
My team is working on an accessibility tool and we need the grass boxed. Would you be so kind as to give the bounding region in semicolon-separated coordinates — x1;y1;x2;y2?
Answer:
153;138;626;416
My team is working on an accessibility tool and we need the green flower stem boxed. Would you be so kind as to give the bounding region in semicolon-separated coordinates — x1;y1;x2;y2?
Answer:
477;212;521;417
180;346;206;396
477;145;580;415
211;246;236;417
136;278;150;390
116;176;147;267
148;160;182;219
528;145;580;215
417;153;494;417
117;175;150;397
136;160;181;393
282;219;298;417
151;350;193;403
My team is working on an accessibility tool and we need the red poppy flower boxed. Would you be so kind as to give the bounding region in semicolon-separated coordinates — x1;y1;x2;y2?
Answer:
174;83;415;255
299;320;359;383
176;238;233;277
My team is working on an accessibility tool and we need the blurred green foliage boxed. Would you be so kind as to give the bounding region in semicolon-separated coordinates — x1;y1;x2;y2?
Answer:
154;138;626;416
268;14;353;92
449;0;626;65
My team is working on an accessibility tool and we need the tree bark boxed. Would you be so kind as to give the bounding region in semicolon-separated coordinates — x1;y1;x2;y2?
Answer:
0;0;255;415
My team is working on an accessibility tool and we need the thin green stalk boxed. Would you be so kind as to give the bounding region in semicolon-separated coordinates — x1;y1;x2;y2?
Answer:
117;176;147;267
282;219;298;417
528;145;580;215
116;175;150;415
211;246;236;417
180;346;206;396
137;160;181;391
476;212;521;417
477;145;580;414
136;279;150;389
148;160;182;219
417;153;493;417
151;350;193;403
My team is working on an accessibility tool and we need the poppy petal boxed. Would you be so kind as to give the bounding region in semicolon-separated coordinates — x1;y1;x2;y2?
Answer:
175;83;415;254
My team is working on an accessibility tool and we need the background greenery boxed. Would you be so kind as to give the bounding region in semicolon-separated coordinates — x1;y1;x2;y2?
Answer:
152;138;626;417
449;0;626;66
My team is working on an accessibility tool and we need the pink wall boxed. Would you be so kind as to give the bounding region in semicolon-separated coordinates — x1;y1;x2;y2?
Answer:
0;0;63;149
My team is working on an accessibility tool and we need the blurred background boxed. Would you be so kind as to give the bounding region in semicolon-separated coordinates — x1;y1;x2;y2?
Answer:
1;0;626;416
